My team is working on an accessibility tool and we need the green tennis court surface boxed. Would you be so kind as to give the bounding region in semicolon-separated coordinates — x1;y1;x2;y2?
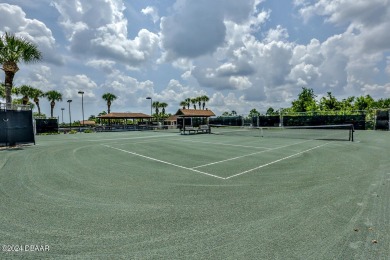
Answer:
1;130;389;259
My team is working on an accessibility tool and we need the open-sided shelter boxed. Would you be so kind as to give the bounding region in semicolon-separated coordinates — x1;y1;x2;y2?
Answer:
175;109;215;129
97;112;153;130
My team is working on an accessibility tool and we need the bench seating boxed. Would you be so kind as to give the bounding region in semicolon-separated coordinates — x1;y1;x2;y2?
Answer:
181;125;210;135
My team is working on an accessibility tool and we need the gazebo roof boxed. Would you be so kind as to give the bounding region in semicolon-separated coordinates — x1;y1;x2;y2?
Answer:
97;112;152;119
166;115;178;121
80;120;96;125
175;109;215;117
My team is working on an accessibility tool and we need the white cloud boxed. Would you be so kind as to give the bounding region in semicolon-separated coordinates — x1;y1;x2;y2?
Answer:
160;0;263;60
0;3;63;65
61;74;98;99
141;6;160;24
264;25;289;43
16;65;55;91
386;57;390;75
86;59;116;74
362;83;390;97
3;0;389;118
52;0;160;66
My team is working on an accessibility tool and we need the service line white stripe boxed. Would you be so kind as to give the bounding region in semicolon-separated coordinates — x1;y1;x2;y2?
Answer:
88;134;178;142
102;144;225;180
225;142;333;179
179;139;272;150
193;139;312;169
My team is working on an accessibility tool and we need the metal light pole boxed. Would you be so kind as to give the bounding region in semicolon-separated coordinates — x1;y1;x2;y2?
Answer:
67;100;72;130
146;97;152;116
78;91;85;127
61;108;65;124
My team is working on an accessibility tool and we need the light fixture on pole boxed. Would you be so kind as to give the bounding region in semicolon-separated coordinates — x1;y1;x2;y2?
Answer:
146;97;152;116
67;100;72;130
78;91;85;127
61;108;65;124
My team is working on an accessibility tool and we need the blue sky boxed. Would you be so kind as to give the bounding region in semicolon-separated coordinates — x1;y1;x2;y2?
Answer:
1;0;390;120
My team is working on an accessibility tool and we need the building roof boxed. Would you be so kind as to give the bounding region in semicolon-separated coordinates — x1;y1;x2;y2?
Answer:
97;112;153;119
80;120;96;125
175;109;215;117
166;115;178;121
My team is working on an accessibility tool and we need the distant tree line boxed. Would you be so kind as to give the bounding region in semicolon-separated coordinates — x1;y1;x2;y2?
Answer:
251;87;390;117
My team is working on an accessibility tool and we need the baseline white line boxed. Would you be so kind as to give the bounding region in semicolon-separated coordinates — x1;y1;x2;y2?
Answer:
225;142;333;179
87;134;178;142
102;144;225;180
193;139;312;169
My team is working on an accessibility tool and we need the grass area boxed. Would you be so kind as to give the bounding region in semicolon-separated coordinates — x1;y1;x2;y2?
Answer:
0;130;389;259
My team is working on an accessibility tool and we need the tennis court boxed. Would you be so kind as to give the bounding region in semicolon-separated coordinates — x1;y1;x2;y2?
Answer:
0;129;389;259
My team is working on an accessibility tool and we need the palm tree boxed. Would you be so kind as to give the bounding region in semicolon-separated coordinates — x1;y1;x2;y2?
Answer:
102;93;117;114
197;96;202;110
200;95;209;110
152;101;160;118
185;98;191;109
45;90;63;118
159;102;168;120
31;88;44;116
13;85;34;105
180;101;187;109
191;98;197;109
0;32;42;104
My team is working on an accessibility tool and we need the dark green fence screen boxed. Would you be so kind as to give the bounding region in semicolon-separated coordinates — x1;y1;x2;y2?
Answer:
35;118;59;134
0;109;35;146
375;110;389;130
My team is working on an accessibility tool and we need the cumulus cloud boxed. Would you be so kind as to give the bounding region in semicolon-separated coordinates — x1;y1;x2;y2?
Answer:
160;0;263;60
0;3;63;65
182;0;390;111
16;65;55;91
86;59;116;74
52;0;160;66
295;0;390;72
61;74;98;99
141;6;160;24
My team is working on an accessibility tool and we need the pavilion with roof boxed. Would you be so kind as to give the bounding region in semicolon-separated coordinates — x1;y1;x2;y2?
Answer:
174;109;215;128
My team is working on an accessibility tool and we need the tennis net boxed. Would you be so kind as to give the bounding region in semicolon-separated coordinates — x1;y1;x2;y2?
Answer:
209;124;354;141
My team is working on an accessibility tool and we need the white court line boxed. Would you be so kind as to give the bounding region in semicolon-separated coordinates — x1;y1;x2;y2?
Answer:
193;139;312;169
225;142;333;179
179;139;272;150
87;134;178;142
102;144;225;180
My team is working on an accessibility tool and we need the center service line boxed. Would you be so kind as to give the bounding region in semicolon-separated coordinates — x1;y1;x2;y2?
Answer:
225;142;333;179
102;144;226;180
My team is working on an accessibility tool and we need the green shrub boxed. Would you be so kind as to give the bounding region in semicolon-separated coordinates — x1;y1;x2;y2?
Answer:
68;130;78;134
83;129;94;133
39;132;60;135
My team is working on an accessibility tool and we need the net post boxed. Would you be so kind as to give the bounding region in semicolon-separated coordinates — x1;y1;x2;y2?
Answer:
349;124;354;142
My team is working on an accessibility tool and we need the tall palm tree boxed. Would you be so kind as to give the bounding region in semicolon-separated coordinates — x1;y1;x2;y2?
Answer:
102;93;117;114
197;96;202;110
191;98;197;109
152;101;160;116
13;85;34;105
200;95;209;110
180;101;187;109
31;88;44;116
185;98;191;109
0;32;42;104
159;102;168;119
45;90;63;118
